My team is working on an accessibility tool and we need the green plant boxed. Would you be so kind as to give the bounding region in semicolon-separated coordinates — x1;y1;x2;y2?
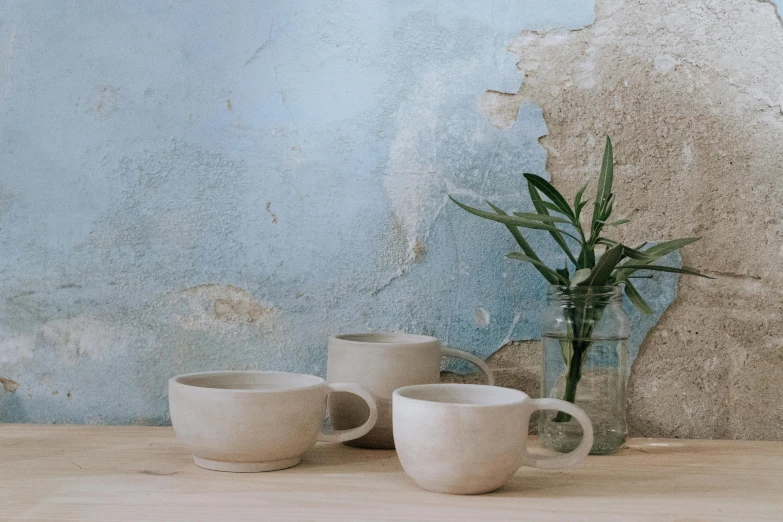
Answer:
450;136;711;420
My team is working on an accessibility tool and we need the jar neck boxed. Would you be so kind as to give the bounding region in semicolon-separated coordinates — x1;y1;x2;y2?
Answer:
547;285;622;306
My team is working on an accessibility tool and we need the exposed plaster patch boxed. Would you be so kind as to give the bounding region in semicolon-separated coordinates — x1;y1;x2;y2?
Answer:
480;91;519;129
481;0;783;439
166;284;277;330
493;0;783;281
40;316;129;364
473;306;490;328
0;376;19;393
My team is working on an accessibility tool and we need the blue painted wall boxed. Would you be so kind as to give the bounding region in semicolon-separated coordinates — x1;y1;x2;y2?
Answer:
0;1;679;424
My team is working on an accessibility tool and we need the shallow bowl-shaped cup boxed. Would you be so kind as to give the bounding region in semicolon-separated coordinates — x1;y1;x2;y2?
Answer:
169;371;377;472
393;384;593;494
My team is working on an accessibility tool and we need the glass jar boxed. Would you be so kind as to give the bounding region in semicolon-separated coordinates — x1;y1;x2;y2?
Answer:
538;285;630;455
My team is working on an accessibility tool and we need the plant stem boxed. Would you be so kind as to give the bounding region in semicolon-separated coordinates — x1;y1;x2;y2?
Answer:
553;295;605;423
554;339;591;422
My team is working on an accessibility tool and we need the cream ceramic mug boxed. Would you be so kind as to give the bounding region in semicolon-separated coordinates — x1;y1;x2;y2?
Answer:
393;383;593;495
169;371;378;472
327;333;494;449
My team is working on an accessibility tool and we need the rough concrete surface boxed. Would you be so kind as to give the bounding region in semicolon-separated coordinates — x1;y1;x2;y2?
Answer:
0;0;779;440
474;0;783;439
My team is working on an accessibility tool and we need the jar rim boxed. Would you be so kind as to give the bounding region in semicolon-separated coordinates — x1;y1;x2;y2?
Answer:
547;285;622;300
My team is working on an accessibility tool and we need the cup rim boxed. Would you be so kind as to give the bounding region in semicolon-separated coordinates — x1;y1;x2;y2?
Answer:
169;370;325;393
330;332;437;346
393;383;528;408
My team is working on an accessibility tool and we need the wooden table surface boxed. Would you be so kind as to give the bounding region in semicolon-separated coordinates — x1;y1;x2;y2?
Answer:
1;425;782;521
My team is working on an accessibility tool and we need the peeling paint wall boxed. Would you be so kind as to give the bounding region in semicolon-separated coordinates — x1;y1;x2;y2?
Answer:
0;0;772;439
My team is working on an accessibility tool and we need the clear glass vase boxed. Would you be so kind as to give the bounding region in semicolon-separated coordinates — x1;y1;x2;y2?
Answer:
538;285;630;455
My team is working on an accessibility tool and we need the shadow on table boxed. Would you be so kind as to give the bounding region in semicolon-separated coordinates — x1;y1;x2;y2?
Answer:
489;442;731;498
296;442;401;473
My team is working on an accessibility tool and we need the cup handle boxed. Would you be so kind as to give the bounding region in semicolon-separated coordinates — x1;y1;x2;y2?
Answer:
318;382;379;443
439;347;495;385
520;398;593;469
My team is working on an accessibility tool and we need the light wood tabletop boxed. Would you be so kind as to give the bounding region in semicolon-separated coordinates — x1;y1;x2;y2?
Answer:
1;425;782;521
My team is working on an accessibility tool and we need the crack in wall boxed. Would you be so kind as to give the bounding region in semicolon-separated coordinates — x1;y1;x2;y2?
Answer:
244;19;275;67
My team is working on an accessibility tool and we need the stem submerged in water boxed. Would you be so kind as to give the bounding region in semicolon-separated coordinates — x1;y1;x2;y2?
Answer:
554;339;591;422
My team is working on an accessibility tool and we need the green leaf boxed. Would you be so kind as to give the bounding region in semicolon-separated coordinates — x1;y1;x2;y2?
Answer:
539;201;570;216
449;196;580;240
579;196;592;205
523;174;575;220
615;238;701;278
601;218;630;227
570;268;591;287
577;245;596;269
591;192;615;243
506;252;568;284
591;136;614;227
485;201;560;285
574;183;590;221
579;243;624;286
642;238;701;259
573;182;589;211
556;264;570;281
617;264;714;278
624;280;654;315
603;207;615;228
602;193;615;218
511;211;571;224
527;185;579;265
621;244;656;262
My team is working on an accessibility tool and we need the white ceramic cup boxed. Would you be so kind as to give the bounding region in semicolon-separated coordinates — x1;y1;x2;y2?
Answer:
169;371;378;472
393;383;593;495
327;333;494;449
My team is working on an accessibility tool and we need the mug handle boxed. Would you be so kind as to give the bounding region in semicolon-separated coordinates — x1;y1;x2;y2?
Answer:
440;347;495;385
520;398;593;469
318;382;379;443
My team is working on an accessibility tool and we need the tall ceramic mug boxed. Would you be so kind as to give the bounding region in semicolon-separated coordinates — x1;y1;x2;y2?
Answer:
326;333;494;449
393;383;593;495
